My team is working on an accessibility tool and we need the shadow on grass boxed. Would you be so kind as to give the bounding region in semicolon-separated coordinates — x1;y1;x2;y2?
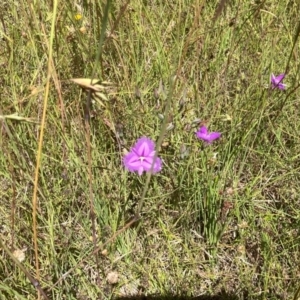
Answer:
115;292;239;300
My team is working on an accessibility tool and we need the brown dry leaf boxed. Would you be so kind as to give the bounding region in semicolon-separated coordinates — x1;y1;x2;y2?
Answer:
0;113;37;123
70;78;112;92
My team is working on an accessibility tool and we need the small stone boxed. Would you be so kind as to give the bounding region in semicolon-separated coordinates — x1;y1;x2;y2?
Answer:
13;248;26;262
101;249;108;256
106;271;119;284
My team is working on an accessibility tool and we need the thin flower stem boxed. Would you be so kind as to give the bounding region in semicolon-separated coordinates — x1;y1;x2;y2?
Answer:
84;101;100;282
84;0;112;285
135;76;176;218
285;17;300;75
31;2;58;298
90;0;111;82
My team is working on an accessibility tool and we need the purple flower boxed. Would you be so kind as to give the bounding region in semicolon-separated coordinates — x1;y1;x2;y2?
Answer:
196;126;221;143
271;73;286;90
123;137;162;175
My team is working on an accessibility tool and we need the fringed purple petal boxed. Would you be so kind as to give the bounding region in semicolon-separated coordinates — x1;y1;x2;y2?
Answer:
123;137;162;175
208;132;221;141
271;73;286;90
196;126;221;144
133;137;155;156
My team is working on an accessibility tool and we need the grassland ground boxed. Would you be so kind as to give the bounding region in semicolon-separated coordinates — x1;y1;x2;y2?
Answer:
1;1;300;299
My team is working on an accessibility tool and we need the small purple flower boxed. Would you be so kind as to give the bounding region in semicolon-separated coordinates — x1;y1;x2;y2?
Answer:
123;137;162;175
196;126;221;144
271;73;286;90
